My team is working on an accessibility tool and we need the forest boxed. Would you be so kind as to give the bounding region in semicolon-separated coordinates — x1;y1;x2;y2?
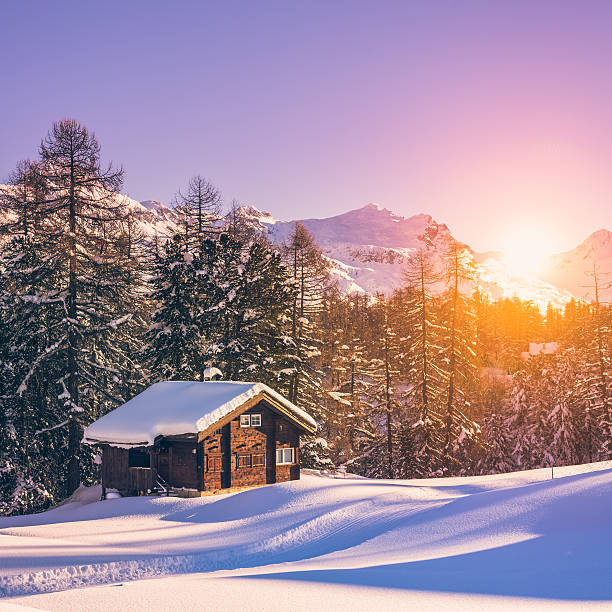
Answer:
0;119;610;516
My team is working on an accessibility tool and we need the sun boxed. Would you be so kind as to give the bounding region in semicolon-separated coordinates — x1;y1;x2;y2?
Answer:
500;226;552;277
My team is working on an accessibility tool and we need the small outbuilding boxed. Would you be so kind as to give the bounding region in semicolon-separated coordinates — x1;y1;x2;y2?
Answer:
83;381;317;497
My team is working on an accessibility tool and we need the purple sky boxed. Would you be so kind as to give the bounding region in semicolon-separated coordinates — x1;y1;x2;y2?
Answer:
2;0;612;254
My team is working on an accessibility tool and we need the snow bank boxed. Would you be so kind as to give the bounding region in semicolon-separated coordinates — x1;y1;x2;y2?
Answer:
1;462;612;608
82;381;316;446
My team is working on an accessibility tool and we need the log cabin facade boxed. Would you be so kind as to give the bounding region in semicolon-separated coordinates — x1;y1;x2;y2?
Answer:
83;382;316;497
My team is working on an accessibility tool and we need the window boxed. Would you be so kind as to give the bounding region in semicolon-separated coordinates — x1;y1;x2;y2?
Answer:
252;454;265;467
128;448;150;468
276;448;295;465
237;454;251;468
207;454;222;472
240;414;261;427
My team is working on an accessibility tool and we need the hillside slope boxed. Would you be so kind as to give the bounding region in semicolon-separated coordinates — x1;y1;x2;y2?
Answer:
1;462;611;609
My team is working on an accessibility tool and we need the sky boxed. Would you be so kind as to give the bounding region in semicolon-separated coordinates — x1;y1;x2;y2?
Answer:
2;0;612;255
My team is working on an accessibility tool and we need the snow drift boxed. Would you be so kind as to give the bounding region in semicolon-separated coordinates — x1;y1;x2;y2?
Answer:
1;462;611;609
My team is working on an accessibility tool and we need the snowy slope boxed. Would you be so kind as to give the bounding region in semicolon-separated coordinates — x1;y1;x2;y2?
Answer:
540;229;612;302
1;462;612;609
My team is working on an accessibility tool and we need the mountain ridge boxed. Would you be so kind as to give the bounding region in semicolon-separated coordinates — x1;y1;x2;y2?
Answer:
2;184;610;306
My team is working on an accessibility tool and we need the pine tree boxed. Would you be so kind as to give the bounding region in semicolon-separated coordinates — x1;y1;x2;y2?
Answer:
0;234;65;513
198;233;298;386
358;297;401;477
143;235;204;381
583;265;612;457
282;222;331;407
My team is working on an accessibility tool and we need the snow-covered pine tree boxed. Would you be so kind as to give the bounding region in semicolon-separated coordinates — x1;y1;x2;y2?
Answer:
581;265;612;458
105;211;151;403
398;249;445;477
281;222;334;467
502;352;586;471
503;365;549;470
328;296;375;463
197;233;298;387
142;234;205;381
0;234;65;513
282;222;331;407
545;350;584;466
479;409;516;475
356;296;402;478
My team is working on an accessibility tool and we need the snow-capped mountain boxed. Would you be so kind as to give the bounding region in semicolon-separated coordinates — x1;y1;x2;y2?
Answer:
540;229;612;302
2;184;609;307
123;196;184;238
235;202;578;308
240;203;458;296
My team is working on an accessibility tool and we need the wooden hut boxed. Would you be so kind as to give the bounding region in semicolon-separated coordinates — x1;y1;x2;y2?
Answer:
83;381;317;497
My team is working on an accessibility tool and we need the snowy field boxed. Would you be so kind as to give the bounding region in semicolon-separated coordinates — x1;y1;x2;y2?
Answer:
1;463;612;611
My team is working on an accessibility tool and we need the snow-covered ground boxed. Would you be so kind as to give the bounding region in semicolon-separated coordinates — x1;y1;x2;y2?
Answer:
1;462;612;611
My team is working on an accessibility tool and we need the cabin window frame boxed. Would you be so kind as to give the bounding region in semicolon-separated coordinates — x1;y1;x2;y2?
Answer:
207;454;223;472
237;453;252;468
240;413;262;428
252;453;265;467
276;447;295;465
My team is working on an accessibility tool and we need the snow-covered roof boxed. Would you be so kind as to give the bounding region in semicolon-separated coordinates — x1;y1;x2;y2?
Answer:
83;381;317;446
521;342;560;361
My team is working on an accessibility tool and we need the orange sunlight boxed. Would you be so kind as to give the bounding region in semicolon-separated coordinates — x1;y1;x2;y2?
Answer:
500;226;552;277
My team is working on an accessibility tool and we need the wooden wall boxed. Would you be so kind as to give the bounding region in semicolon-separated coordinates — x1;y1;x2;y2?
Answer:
165;440;198;489
101;446;129;491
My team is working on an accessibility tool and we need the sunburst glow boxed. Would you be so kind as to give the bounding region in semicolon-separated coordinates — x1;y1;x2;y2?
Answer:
501;226;552;277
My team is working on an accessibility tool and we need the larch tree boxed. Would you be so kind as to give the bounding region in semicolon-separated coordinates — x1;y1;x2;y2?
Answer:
9;119;135;496
282;222;332;406
360;296;402;477
174;175;222;256
440;242;480;473
399;249;445;477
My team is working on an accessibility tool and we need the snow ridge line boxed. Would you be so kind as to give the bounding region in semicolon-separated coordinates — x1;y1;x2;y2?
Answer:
0;497;424;598
0;548;247;597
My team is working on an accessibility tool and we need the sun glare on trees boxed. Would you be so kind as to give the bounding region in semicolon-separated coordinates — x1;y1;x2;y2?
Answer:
500;226;552;277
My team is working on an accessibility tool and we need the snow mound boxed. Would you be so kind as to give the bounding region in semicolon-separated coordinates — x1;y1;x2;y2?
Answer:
1;461;611;607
